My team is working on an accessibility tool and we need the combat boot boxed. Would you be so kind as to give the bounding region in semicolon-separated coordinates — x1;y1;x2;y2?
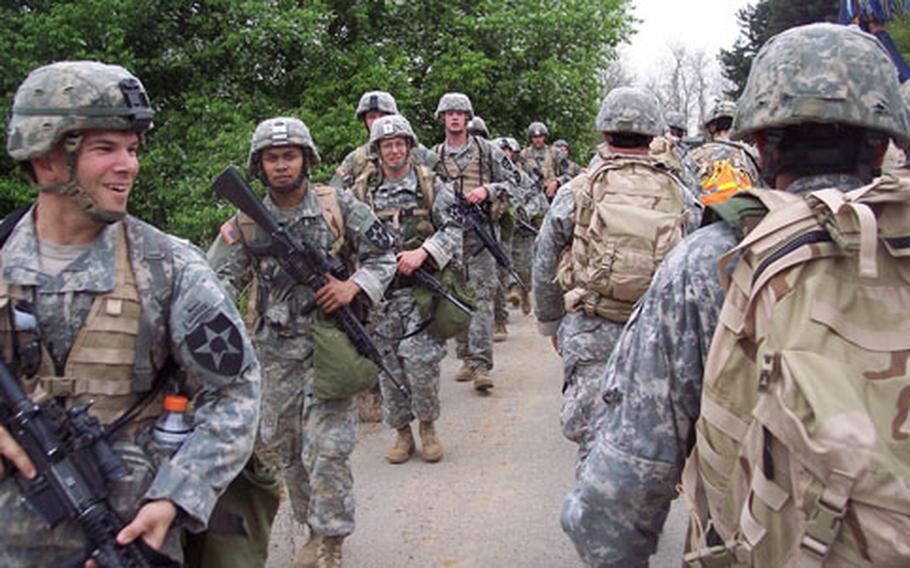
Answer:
386;424;415;464
315;535;343;568
493;322;508;342
520;290;532;315
473;368;494;391
454;362;474;382
418;421;443;462
507;285;521;307
293;532;323;568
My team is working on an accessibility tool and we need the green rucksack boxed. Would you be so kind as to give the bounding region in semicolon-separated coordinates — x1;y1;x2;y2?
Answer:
682;174;910;567
311;311;379;400
412;267;475;342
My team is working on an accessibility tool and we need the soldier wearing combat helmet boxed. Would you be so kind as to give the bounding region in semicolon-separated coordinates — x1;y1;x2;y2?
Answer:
533;86;701;472
0;61;260;565
208;116;395;568
562;23;910;566
431;92;518;391
350;114;462;465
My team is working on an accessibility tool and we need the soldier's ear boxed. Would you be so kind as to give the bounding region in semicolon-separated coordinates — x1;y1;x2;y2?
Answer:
31;148;70;186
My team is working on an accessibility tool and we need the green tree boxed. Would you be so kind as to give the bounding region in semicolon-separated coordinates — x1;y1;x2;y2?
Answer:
720;0;839;98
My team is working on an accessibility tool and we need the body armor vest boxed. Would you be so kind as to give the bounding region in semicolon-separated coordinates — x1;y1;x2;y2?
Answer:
436;137;486;196
354;164;436;250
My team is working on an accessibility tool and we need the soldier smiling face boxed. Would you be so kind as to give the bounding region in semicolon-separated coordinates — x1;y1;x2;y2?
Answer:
378;137;410;177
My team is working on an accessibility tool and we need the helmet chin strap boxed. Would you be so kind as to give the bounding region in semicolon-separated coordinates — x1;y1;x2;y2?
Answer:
263;169;308;195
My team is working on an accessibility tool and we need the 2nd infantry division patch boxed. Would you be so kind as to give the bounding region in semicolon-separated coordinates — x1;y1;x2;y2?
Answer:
186;312;245;376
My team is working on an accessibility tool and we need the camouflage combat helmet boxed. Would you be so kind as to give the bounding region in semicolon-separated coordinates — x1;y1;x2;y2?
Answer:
704;100;736;128
248;117;320;179
732;23;910;148
369;114;418;151
595;87;666;137
355;90;398;121
664;111;687;132
552;139;569;149
435;92;474;119
467;116;489;137
496;137;520;153
6;60;154;223
527;121;548;138
7;61;154;163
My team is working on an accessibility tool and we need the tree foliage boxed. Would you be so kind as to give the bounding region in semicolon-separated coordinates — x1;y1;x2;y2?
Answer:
720;0;839;98
0;0;632;245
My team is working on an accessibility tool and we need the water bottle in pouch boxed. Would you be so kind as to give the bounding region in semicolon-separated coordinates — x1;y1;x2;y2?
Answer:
152;395;192;455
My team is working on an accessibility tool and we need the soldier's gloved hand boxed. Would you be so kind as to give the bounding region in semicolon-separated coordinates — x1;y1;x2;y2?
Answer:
545;180;559;198
0;424;35;479
396;248;428;276
84;500;177;568
465;185;489;204
315;273;362;313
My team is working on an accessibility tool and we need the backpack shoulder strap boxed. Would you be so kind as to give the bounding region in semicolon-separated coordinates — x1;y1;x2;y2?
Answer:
313;183;346;255
0;204;32;249
414;165;437;210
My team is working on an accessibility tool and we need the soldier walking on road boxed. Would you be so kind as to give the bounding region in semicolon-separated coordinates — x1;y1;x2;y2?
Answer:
431;92;516;392
208;117;395;568
0;61;261;565
534;87;701;470
351;115;462;464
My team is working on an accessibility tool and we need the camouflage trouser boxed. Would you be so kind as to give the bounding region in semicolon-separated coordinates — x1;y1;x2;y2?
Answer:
0;439;184;567
374;291;446;430
494;235;513;326
258;349;358;537
455;240;497;371
511;227;535;291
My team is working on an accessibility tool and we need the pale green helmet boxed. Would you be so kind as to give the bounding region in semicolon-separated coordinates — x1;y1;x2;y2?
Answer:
496;137;520;153
7;60;154;162
732;23;910;147
527;121;548;137
704;100;736;129
355;90;398;121
435;92;474;119
248;117;320;178
595;87;666;136
467;116;489;137
664;111;687;132
369;114;418;150
552;139;569;149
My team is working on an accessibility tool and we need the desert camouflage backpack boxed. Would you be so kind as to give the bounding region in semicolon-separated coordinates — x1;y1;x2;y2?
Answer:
556;153;689;323
682;173;910;567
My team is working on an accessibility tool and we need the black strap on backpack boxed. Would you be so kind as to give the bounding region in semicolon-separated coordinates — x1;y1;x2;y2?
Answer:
0;205;32;248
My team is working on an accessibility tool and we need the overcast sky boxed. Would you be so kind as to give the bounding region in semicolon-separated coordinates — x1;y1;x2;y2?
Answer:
621;0;756;82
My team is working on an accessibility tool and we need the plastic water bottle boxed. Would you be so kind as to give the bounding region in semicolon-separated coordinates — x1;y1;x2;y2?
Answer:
152;395;192;456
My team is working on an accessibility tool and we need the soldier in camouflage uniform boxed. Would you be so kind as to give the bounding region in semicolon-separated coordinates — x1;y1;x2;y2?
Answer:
431;92;517;391
331;90;437;191
552;139;583;179
467;116;489;139
351;115;462;464
0;61;260;565
208;117;395;568
650;111;701;198
687;100;761;201
534;87;701;471
561;23;910;566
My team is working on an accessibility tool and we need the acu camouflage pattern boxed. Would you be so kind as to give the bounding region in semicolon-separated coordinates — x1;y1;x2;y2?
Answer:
355;90;398;120
731;23;910;148
683;176;910;566
435;92;474;118
248;117;320;178
332;142;439;192
0;213;260;565
560;174;866;567
207;183;395;538
467;116;489;138
704;100;736;128
7;61;153;162
359;169;462;429
596;87;666;137
664;111;687;133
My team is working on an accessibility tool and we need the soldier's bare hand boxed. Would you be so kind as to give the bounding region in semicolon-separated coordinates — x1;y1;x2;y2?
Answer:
315;273;361;313
465;186;489;204
85;500;177;567
0;424;35;479
396;248;428;276
545;180;559;198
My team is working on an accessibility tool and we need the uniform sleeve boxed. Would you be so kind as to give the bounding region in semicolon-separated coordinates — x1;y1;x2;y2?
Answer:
145;247;261;531
422;177;463;270
330;149;357;190
532;183;577;336
560;224;735;566
335;188;396;303
205;217;252;301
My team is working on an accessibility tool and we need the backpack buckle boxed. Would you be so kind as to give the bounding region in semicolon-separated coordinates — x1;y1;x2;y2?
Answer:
801;494;846;559
683;542;736;567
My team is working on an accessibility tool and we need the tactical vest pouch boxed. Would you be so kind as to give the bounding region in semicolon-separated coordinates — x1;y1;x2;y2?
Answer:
311;311;379;400
682;177;910;567
412;267;475;342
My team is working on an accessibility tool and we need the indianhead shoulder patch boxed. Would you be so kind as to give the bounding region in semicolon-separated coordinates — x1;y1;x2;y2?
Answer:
186;312;245;376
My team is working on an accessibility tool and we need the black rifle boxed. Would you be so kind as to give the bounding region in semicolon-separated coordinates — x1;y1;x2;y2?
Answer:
450;192;527;291
0;361;177;568
515;217;539;236
397;267;473;317
211;166;409;396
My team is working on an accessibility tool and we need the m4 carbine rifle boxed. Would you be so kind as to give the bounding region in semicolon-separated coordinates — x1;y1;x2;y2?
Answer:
449;192;527;291
212;166;410;396
0;360;177;568
397;266;473;317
